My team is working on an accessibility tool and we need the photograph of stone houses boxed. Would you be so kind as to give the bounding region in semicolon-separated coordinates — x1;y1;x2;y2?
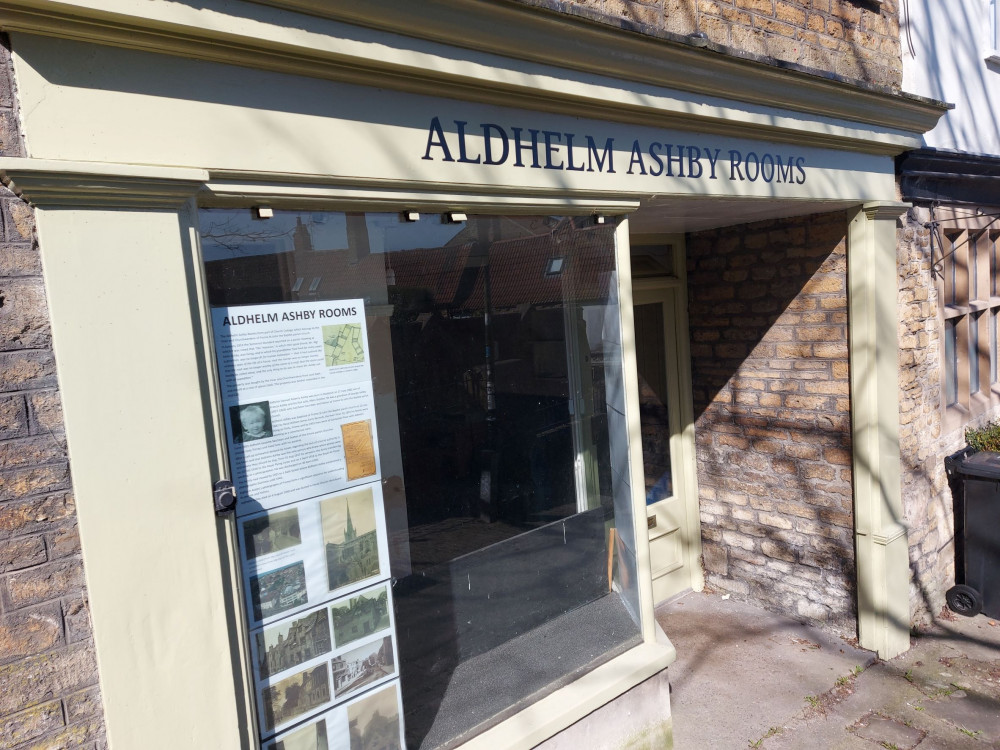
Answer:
262;663;331;732
256;607;333;679
330;585;390;648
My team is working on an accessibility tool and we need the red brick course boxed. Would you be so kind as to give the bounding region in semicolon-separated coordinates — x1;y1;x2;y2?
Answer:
0;34;107;750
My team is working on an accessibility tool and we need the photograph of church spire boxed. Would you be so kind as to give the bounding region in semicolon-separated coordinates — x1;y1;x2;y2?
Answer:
320;488;380;593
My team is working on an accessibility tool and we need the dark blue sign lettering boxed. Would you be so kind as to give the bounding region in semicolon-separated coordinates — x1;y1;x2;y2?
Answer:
422;117;808;185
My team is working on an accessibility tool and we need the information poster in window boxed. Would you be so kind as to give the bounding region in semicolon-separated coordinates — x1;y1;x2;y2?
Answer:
211;299;402;744
211;300;381;515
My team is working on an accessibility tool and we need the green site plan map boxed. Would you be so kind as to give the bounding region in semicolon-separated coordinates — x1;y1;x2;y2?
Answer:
323;323;365;366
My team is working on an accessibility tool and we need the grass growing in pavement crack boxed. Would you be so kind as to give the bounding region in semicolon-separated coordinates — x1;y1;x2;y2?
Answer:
747;727;781;748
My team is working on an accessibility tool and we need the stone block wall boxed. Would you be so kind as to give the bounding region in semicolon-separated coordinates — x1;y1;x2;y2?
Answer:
0;35;107;750
513;0;902;88
896;207;962;629
686;212;856;632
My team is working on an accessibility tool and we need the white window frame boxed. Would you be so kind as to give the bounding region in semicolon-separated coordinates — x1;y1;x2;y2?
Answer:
989;0;1000;63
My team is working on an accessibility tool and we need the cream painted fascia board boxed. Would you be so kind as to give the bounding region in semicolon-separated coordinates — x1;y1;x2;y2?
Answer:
0;158;209;207
0;158;643;214
0;1;944;154
460;638;675;750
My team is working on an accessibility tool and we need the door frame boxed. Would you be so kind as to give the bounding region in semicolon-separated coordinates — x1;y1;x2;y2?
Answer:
631;234;704;599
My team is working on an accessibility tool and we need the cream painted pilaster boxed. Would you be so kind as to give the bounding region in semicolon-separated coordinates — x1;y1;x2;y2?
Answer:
847;201;911;660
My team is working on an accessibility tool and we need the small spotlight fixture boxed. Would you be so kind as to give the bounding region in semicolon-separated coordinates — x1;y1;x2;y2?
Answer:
252;206;274;219
446;212;468;223
403;211;420;222
593;214;606;225
687;31;709;48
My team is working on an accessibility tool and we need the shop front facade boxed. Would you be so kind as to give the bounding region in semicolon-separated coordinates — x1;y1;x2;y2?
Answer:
0;1;946;748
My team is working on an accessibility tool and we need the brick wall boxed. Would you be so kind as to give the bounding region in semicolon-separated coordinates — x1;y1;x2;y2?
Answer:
0;35;108;750
897;207;962;629
515;0;902;88
686;212;856;632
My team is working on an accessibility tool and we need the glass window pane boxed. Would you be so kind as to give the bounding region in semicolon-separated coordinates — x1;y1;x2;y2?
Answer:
201;210;641;748
633;302;673;503
971;313;981;395
991;311;997;385
972;239;979;301
946;319;958;406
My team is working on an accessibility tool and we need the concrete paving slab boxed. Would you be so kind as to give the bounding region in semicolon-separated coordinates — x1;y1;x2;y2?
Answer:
850;711;926;749
917;690;1000;738
657;591;1000;750
656;591;875;750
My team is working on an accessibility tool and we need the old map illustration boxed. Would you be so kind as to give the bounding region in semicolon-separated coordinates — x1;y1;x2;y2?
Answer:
323;324;365;367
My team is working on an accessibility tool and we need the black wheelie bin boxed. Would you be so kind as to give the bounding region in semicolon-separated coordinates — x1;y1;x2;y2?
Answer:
944;447;1000;618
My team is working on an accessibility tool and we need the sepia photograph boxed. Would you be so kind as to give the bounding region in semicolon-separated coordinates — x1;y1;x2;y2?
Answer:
250;561;308;622
320;488;380;592
330;636;396;700
255;608;333;679
243;507;302;560
348;683;401;750
231;401;274;443
262;663;331;732
269;717;329;750
330;585;390;649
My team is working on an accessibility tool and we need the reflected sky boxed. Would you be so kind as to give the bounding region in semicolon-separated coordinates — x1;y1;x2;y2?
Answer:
200;210;469;261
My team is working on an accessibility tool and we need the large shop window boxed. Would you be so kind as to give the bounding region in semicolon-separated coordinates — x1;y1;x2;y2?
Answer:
200;210;642;749
939;228;1000;432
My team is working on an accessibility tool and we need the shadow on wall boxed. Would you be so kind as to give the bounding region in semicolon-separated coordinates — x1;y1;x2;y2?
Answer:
685;210;951;642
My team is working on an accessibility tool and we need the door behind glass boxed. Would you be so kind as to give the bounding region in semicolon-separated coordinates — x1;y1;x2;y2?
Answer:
633;287;692;603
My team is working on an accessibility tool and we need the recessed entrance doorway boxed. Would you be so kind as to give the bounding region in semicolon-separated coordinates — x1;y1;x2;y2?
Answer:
630;239;704;603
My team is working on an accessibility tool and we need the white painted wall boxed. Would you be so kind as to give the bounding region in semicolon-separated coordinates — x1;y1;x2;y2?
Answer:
902;0;1000;154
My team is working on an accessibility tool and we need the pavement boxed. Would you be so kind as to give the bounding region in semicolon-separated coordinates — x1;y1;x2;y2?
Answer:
656;591;1000;750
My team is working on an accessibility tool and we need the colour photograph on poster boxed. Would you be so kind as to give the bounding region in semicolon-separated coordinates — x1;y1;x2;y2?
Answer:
265;682;403;750
330;585;390;649
254;616;398;738
250;562;309;622
238;486;390;628
331;635;396;702
249;581;396;693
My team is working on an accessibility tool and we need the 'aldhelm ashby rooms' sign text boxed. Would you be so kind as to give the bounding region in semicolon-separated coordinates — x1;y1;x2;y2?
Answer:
422;117;807;184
